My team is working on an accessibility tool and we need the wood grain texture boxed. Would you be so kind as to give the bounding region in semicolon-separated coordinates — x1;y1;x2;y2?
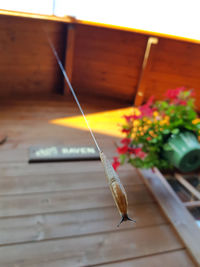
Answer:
0;15;65;97
138;168;200;266
72;24;147;102
143;38;200;108
64;23;76;93
1;14;200;107
0;203;166;245
0;97;194;266
0;225;183;267
134;37;159;106
103;249;195;267
0;184;153;217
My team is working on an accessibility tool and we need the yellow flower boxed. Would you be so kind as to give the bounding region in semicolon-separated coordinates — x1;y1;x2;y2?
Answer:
147;120;152;125
164;116;170;121
143;126;149;131
153;111;159;117
160;120;166;126
149;131;154;136
192;118;200;124
133;120;140;127
132;133;136;139
133;108;141;116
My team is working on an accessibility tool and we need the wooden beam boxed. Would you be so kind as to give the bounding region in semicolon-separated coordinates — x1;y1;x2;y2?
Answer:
134;37;158;106
175;173;200;200
137;168;200;266
76;19;200;45
64;23;76;94
0;9;73;23
184;201;200;208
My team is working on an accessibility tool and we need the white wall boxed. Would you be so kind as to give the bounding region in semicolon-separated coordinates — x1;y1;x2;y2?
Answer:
54;0;200;40
0;0;199;40
0;0;54;15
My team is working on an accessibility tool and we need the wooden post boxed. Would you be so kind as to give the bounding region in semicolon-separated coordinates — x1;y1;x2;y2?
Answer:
184;201;200;208
137;168;200;266
134;37;158;106
175;173;200;200
64;23;76;94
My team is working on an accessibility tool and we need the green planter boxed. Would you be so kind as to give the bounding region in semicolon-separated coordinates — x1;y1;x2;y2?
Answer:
163;131;200;172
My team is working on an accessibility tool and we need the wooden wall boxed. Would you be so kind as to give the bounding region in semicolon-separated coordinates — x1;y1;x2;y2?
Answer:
0;13;200;109
71;24;200;108
144;38;200;106
0;15;66;98
72;24;148;102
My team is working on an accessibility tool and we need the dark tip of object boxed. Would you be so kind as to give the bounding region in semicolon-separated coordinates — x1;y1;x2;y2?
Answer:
0;135;7;145
117;214;136;227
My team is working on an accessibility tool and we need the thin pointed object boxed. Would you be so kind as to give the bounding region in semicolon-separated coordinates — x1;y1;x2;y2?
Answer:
45;30;135;226
100;151;136;226
45;29;101;153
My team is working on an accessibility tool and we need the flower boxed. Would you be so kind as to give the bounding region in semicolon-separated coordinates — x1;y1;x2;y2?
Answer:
133;148;146;159
112;157;120;171
192;118;200;124
115;87;199;171
120;138;131;145
124;108;141;122
165;87;185;100
179;100;187;106
121;128;130;133
117;145;128;154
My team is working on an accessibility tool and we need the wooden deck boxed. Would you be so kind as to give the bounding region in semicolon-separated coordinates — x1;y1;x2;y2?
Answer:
0;96;195;266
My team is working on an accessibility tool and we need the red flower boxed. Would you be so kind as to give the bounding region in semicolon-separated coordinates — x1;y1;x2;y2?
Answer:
147;137;152;141
112;157;120;171
139;96;154;117
124;114;140;122
121;138;131;145
128;147;135;154
165;87;185;100
117;145;128;154
179;100;187;106
133;148;146;159
121;128;130;133
146;96;154;107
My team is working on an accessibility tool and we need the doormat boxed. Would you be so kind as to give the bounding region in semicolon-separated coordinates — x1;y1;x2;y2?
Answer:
29;146;100;163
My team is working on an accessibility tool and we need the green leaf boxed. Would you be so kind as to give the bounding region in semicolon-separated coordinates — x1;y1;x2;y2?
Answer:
171;128;180;134
163;129;170;134
163;143;172;151
120;154;126;165
150;138;158;143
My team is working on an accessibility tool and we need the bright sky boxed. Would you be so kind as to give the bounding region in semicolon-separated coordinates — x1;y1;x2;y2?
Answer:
1;0;200;40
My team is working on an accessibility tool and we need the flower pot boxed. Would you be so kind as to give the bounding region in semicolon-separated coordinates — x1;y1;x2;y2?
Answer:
163;131;200;172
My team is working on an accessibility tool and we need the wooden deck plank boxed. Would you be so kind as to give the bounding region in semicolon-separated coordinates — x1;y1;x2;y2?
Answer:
0;161;135;176
103;250;195;267
0;170;142;195
0;203;166;245
0;225;183;267
0;97;195;266
0;184;153;217
138;168;200;266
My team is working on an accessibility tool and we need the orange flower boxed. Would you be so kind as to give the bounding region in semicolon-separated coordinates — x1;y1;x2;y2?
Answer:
192;118;200;124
